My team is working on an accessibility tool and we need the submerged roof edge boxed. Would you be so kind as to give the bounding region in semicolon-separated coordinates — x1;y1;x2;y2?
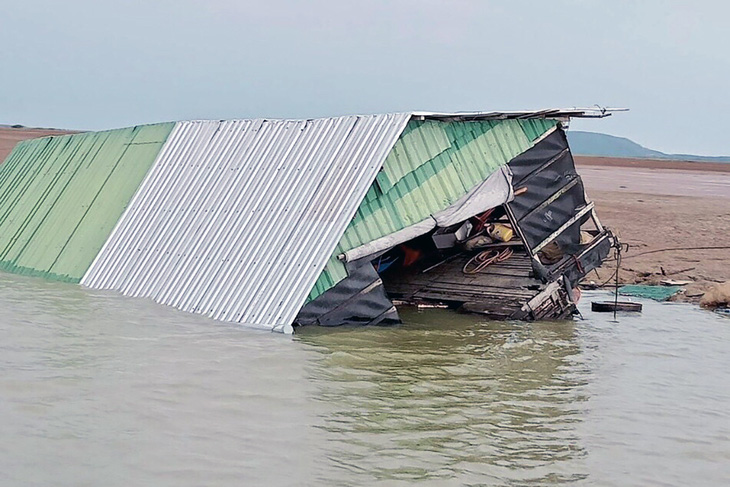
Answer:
81;114;413;332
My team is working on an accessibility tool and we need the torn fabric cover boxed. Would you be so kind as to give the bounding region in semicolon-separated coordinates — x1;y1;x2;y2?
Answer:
342;166;514;263
432;166;514;227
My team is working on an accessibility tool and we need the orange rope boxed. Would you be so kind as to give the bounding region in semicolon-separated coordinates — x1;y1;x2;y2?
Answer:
462;248;513;274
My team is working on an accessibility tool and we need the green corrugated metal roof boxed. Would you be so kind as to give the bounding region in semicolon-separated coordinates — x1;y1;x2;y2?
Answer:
0;115;558;301
308;118;558;301
0;123;173;282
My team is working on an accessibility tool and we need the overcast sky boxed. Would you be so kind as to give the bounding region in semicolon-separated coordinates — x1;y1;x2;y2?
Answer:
1;0;728;155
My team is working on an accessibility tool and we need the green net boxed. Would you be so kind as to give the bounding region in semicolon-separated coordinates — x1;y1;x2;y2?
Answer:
619;285;681;301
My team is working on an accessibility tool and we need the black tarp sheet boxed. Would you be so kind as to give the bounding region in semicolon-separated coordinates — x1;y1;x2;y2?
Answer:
507;128;588;254
295;263;399;327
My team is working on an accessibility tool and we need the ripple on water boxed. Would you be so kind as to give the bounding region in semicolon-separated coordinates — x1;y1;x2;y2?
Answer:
1;274;729;486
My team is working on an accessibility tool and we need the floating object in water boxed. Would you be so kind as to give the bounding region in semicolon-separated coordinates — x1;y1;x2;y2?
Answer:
591;301;643;313
715;308;730;317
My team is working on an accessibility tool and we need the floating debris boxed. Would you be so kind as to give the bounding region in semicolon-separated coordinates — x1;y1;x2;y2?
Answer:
592;301;643;313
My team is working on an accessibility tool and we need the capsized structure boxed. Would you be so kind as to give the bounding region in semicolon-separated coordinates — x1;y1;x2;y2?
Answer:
0;109;618;332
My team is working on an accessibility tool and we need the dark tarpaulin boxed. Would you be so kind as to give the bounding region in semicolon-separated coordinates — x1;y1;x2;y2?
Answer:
508;150;576;220
550;234;613;285
507;128;587;254
517;184;588;251
294;263;399;327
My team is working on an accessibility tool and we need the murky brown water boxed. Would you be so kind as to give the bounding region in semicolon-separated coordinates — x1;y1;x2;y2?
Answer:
1;272;729;486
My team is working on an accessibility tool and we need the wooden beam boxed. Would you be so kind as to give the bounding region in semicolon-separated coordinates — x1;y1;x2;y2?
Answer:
505;203;534;258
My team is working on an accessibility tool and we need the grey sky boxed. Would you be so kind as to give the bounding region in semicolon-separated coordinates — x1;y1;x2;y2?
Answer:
2;0;728;155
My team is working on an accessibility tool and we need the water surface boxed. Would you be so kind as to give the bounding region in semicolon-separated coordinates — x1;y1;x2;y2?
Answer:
1;272;729;486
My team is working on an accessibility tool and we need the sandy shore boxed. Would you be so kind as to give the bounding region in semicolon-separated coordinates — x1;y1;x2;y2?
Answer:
576;156;730;302
576;155;730;174
0;126;77;163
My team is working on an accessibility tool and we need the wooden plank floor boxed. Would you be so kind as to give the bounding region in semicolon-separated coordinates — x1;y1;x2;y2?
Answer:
382;250;543;318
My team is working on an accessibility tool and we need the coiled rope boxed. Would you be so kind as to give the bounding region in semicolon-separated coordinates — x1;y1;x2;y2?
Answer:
463;248;513;274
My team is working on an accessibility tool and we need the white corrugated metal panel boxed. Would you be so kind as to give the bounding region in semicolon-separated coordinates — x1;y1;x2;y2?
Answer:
81;114;411;332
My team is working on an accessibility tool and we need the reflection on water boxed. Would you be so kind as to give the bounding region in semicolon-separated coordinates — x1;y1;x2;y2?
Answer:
298;310;589;485
1;272;730;486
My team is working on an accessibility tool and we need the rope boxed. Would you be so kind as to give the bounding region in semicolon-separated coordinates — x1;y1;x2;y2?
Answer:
613;239;622;321
570;253;585;275
463;248;513;274
584;244;726;289
582;241;628;289
593;268;619;288
624;246;730;259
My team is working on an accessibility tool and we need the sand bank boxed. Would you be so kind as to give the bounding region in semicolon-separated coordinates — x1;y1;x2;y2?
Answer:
0;126;78;163
576;156;730;302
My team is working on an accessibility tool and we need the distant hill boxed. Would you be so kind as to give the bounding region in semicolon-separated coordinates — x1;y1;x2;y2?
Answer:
567;131;730;163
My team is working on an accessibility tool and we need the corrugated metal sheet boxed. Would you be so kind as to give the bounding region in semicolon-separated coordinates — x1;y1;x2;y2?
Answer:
0;123;174;282
0;126;80;165
82;114;411;332
413;107;621;120
309;118;558;300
